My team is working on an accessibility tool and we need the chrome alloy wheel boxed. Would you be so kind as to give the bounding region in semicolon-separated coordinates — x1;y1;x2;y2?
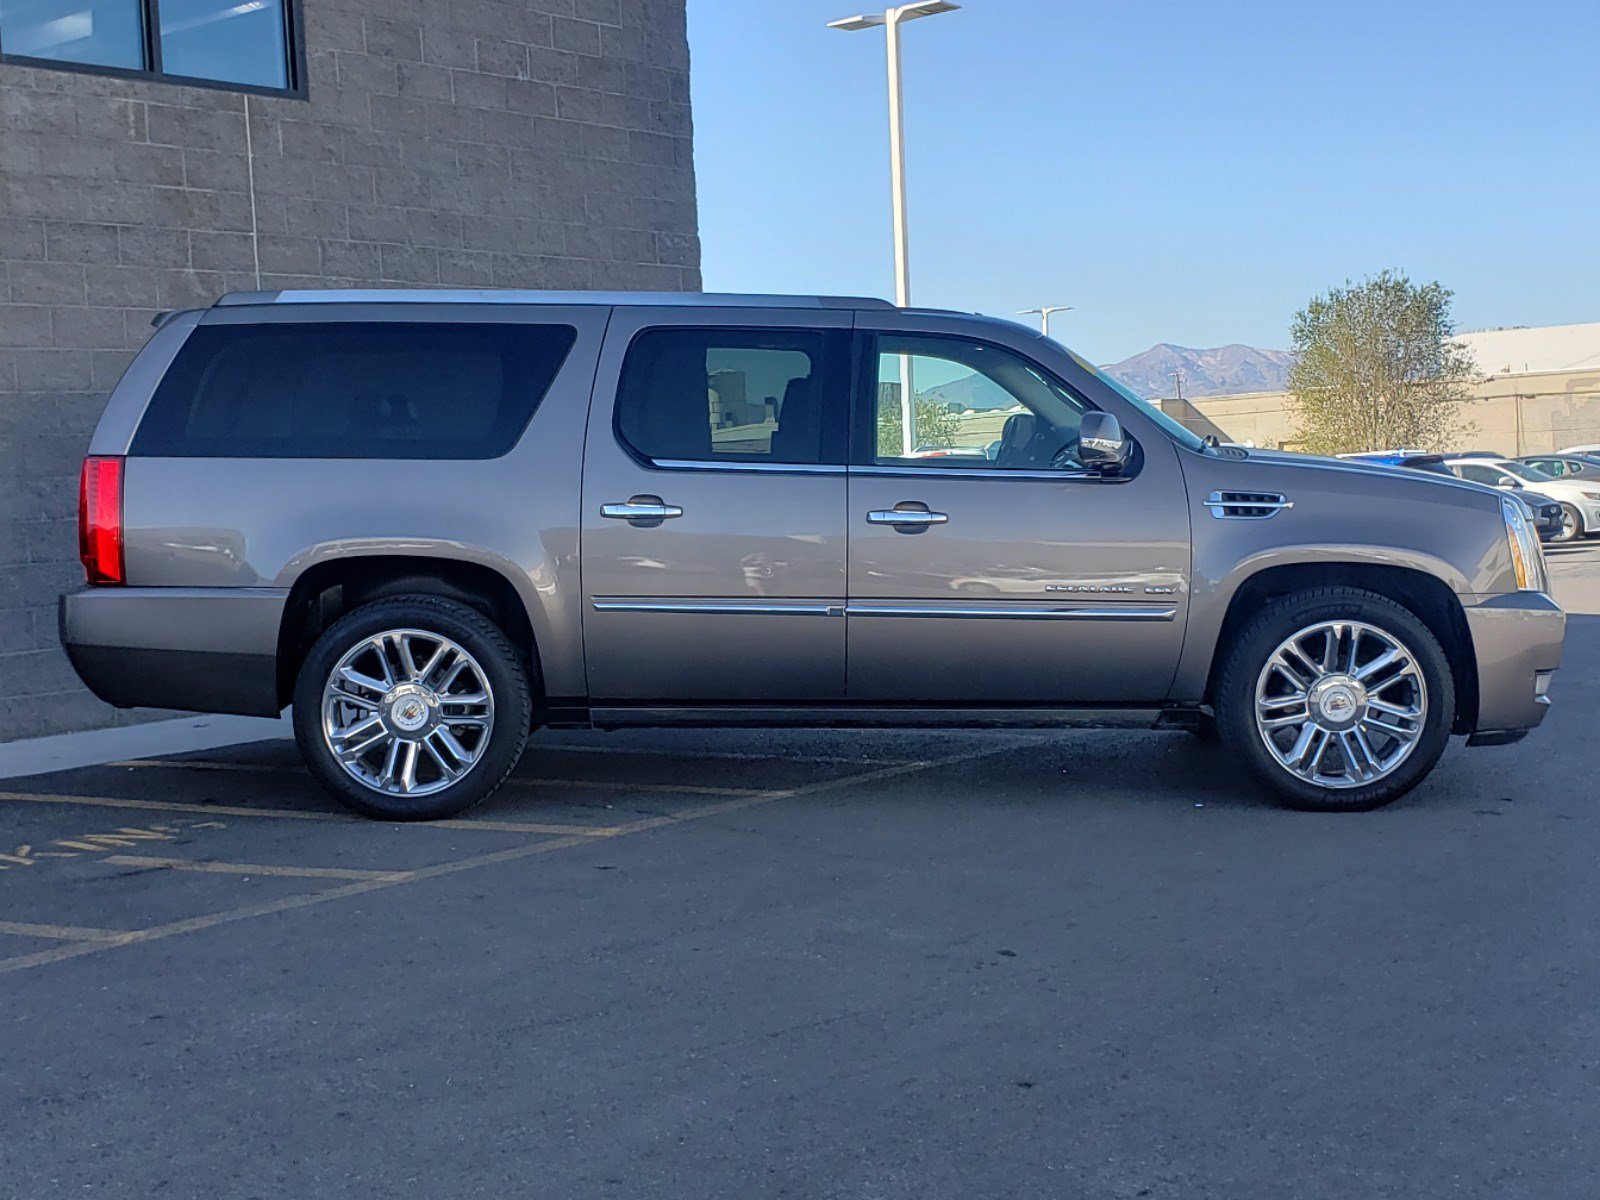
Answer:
321;629;495;797
1254;620;1428;790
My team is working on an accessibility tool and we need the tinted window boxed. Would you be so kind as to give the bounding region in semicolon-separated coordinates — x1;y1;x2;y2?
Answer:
869;335;1090;469
1455;463;1506;486
616;328;846;465
0;0;144;68
132;321;575;459
160;0;288;88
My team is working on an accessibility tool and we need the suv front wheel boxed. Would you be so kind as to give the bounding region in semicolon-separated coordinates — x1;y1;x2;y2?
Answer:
292;595;532;821
1214;587;1455;812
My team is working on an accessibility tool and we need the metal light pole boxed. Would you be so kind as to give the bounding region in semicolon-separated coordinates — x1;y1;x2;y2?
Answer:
1019;305;1073;338
828;1;958;308
830;2;959;456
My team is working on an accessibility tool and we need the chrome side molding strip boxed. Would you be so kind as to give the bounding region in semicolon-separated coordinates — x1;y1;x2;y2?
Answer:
592;600;1176;621
592;599;843;617
847;603;1177;621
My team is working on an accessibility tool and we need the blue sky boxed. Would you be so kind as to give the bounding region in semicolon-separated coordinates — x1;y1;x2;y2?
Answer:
687;1;1600;363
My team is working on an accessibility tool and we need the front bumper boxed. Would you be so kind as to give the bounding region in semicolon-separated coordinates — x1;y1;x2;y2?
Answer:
1461;591;1564;738
60;587;288;717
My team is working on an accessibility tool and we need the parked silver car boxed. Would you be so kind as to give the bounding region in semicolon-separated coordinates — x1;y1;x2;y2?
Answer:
62;291;1564;819
1443;457;1600;543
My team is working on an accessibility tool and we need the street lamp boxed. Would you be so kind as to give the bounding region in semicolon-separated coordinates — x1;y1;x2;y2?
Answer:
828;1;959;309
830;1;959;455
1019;305;1073;338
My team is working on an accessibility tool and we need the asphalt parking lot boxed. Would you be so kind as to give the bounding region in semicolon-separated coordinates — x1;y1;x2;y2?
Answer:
4;548;1600;1199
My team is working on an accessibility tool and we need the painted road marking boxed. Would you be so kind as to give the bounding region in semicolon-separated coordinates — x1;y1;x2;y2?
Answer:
0;921;132;942
102;855;412;882
0;747;1011;977
111;760;773;798
0;792;616;837
1;820;232;877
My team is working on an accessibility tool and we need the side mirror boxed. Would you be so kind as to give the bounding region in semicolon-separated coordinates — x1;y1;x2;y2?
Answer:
1499;479;1522;490
1079;411;1130;475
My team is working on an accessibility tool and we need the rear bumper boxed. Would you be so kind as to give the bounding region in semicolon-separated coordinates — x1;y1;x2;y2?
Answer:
60;587;287;718
1462;591;1564;737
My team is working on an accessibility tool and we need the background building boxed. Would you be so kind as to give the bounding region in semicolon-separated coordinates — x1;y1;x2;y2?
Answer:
1166;322;1600;453
0;0;699;742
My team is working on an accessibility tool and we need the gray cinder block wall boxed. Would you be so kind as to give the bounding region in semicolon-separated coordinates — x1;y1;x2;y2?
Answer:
0;0;700;742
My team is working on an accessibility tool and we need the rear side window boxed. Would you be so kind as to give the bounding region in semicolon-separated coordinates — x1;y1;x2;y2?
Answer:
131;321;576;459
614;327;848;466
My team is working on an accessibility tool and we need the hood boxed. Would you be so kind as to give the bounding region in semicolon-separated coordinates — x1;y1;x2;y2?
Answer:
1226;447;1494;500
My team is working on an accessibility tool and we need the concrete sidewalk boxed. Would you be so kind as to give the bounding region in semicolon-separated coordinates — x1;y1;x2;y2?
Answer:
0;713;290;780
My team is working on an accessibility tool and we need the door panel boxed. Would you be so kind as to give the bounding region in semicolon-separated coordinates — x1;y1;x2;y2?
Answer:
581;308;851;702
846;320;1192;704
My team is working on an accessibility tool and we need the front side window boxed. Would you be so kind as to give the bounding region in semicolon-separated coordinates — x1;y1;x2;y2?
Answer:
0;0;298;91
869;335;1090;470
131;321;576;460
616;328;847;466
1455;463;1507;487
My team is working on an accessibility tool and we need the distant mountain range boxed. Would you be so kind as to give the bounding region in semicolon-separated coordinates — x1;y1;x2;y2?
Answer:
1101;343;1296;400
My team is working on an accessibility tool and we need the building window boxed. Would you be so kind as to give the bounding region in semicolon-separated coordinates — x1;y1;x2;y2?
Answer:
0;0;302;94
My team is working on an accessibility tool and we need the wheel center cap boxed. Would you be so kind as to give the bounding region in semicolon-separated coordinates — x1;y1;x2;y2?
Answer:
1310;676;1367;730
384;683;437;735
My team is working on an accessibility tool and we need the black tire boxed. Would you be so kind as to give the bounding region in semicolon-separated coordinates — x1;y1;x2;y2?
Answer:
292;595;533;821
1214;587;1455;812
1550;503;1583;544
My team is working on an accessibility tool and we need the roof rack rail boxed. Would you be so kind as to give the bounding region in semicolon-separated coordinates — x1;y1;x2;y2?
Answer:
214;289;896;310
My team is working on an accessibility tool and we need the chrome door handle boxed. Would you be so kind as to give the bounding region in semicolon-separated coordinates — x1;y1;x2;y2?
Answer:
601;498;684;522
867;509;949;527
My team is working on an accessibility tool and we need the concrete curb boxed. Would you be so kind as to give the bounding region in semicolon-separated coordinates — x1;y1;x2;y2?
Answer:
0;714;292;780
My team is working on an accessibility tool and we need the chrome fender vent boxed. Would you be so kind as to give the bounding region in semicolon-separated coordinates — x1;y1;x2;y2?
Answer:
1205;490;1293;519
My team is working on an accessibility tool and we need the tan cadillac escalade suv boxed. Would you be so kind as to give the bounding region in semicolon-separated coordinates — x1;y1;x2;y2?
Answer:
60;290;1564;820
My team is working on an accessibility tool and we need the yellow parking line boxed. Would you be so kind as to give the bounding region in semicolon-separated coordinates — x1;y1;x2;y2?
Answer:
112;760;772;799
0;920;132;942
102;855;412;882
439;818;617;836
0;792;615;837
0;746;1014;977
506;777;770;797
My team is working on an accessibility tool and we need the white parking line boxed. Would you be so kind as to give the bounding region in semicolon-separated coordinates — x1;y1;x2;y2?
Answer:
0;791;616;837
0;745;1013;977
0;921;132;943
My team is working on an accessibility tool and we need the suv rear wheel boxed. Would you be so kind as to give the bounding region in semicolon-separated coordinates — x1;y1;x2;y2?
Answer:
1214;587;1454;811
292;595;532;821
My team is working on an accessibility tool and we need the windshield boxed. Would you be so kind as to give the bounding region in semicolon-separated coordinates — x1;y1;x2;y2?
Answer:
1501;461;1556;483
1061;348;1208;451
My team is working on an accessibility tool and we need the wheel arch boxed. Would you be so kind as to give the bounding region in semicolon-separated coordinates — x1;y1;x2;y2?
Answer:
275;554;542;711
1203;561;1478;735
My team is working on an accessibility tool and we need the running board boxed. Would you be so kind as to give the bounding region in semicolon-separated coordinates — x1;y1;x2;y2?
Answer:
587;706;1181;731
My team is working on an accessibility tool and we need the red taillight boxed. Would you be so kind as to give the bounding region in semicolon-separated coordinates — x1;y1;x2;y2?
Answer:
78;456;125;585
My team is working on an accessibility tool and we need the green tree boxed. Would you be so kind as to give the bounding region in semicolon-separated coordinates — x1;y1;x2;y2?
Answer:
1287;270;1478;454
876;386;961;457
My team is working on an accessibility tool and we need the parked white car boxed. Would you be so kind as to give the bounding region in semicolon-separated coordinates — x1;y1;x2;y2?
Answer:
1558;443;1600;456
1444;457;1600;543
